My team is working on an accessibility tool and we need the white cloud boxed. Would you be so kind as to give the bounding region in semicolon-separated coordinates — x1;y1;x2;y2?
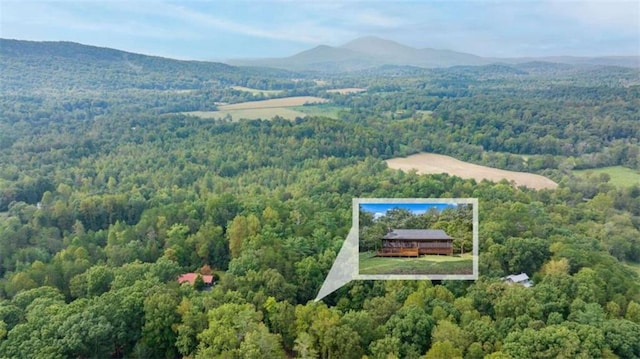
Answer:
349;10;404;29
153;2;354;45
1;1;198;40
545;0;639;31
1;0;637;58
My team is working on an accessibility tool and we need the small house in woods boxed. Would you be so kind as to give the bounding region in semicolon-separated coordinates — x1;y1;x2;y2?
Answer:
504;273;533;288
377;229;454;257
178;273;214;287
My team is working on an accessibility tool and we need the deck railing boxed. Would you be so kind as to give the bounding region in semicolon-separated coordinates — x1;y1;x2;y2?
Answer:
376;247;420;257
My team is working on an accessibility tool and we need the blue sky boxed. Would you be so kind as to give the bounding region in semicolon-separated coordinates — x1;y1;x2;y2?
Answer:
361;203;457;219
1;1;638;60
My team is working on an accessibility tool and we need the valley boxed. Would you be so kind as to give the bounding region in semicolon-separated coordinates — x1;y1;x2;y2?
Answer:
0;37;639;359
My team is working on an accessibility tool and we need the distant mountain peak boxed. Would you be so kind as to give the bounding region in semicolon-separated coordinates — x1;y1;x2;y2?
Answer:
311;44;333;50
228;36;640;72
340;36;416;54
341;35;403;45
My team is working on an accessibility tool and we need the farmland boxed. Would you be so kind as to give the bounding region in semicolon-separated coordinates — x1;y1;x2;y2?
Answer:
2;38;640;359
185;108;308;121
230;85;284;96
184;96;329;121
326;87;367;94
218;96;328;110
386;153;558;190
292;104;343;118
573;166;640;187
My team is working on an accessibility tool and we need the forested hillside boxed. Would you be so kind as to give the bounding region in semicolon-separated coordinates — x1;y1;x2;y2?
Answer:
1;40;640;358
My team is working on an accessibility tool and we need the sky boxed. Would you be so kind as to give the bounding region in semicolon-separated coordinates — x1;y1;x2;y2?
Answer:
1;0;638;61
361;203;457;219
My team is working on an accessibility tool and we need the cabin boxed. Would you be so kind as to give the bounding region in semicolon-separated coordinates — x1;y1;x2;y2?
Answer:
177;273;214;287
377;229;454;257
504;273;533;288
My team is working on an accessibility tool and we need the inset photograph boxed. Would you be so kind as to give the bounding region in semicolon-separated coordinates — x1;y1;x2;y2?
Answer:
357;199;477;277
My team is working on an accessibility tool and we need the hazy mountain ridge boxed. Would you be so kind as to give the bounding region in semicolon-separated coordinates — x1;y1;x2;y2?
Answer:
0;38;301;92
1;38;637;92
229;36;640;71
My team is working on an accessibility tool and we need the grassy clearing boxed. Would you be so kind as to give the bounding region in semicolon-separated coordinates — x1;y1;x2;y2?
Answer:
415;110;433;119
184;108;307;121
292;104;343;118
326;88;366;94
184;96;330;121
386;152;558;190
230;86;283;96
573;166;640;187
359;252;473;275
218;96;328;110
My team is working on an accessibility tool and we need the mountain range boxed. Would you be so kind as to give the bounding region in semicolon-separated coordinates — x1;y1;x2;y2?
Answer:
1;36;638;90
228;36;640;72
0;38;297;92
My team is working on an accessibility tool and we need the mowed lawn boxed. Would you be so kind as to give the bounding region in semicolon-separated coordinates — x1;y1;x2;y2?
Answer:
386;153;558;190
359;252;473;275
573;166;640;187
184;96;329;121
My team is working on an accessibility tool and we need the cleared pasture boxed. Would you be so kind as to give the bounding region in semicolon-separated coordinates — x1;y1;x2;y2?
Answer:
230;86;283;95
218;96;328;110
326;88;367;94
386;152;558;190
184;96;331;121
184;108;307;121
573;166;640;187
292;104;343;118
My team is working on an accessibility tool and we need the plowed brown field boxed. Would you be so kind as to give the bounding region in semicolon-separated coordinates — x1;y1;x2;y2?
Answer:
386;153;558;190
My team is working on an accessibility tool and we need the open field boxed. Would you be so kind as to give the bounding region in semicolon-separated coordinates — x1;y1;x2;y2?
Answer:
359;252;473;275
415;110;433;118
573;166;640;187
184;96;330;121
218;96;328;110
386;153;558;190
326;87;367;94
230;86;283;96
292;104;343;118
184;108;307;121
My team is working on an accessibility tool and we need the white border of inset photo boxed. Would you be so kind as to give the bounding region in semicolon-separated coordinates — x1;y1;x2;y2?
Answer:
354;198;478;280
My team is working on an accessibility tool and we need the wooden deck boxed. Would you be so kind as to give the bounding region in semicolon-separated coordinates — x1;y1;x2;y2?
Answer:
376;247;420;257
419;247;454;255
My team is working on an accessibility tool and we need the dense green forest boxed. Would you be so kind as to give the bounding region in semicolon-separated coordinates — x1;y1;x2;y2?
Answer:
1;40;640;358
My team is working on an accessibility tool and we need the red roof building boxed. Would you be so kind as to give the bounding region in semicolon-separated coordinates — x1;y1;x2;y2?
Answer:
177;273;214;286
